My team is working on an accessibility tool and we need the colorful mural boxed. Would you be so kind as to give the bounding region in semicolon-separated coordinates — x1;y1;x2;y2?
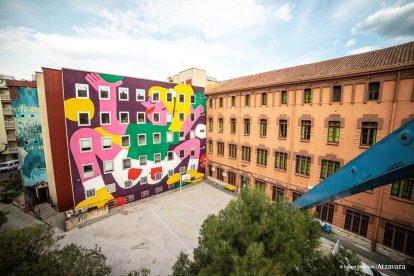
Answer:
11;87;48;187
62;69;206;209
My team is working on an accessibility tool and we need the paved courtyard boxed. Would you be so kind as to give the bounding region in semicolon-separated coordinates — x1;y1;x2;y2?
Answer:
61;182;234;276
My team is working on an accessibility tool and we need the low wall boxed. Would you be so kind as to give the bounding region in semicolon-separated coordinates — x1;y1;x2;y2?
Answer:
65;206;108;231
331;225;372;249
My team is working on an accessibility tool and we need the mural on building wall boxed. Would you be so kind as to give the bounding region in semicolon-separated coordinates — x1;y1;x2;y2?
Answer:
62;69;206;209
11;87;48;187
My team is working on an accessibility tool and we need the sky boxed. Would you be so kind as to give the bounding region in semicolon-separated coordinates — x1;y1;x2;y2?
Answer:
0;0;413;82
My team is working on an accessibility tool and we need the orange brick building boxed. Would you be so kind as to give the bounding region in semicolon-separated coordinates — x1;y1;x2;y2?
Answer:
205;42;414;262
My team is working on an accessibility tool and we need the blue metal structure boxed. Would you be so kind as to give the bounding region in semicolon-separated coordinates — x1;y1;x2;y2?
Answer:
293;119;414;210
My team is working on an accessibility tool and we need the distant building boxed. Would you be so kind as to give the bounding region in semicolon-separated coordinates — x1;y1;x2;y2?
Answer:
168;67;219;88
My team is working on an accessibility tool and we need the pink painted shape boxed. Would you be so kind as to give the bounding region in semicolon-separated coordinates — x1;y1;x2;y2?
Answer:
180;105;204;135
173;139;200;160
142;101;168;125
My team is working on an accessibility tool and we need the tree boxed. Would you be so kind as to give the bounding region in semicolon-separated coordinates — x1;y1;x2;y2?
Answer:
172;187;362;276
0;224;111;276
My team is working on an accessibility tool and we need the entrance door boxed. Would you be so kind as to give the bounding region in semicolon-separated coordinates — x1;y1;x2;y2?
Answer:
37;187;49;203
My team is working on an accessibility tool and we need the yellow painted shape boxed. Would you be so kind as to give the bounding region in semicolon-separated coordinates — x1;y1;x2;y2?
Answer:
225;184;236;191
94;127;124;148
167;172;181;184
149;86;175;112
64;98;95;121
75;187;114;209
169;84;194;132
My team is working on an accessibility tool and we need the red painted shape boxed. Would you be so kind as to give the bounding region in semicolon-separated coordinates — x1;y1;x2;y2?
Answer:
116;197;126;206
151;167;163;180
128;168;142;180
200;153;206;168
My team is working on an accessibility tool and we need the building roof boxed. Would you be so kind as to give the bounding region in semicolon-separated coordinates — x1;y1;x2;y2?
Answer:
207;41;414;94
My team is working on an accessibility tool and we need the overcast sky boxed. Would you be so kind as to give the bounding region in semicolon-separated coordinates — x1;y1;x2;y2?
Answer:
0;0;413;82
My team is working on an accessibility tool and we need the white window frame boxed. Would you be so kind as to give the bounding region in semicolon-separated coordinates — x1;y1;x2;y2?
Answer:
155;186;163;193
190;130;195;139
190;112;195;122
152;90;160;102
141;190;150;198
153;132;161;144
166;132;174;142
190;94;195;104
139;155;147;166
78;112;90;126
79;138;92;153
153;112;160;123
166;92;173;103
99;85;110;100
167;151;174;161
121;135;130;147
180;149;185;158
179;131;185;141
85;188;96;198
106;183;116;193
190;148;195;156
178;93;185;103
119;111;129;124
179;112;185;122
118;87;129;101
154;153;161;163
100;112;111;125
137;112;146;124
168;169;174;177
124;179;132;188
82;163;95;178
126;194;134;202
179;166;186;174
122;158;131;170
136;89;146;101
76;83;89;99
155;172;162;181
138;134;147;146
191;164;196;171
103;160;114;174
140;176;148;185
102;136;112;150
166;112;173;122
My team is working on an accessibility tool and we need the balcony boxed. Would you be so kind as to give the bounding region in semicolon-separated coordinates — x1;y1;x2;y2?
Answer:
8;147;18;153
7;134;16;141
2;108;12;115
0;94;11;102
4;121;15;128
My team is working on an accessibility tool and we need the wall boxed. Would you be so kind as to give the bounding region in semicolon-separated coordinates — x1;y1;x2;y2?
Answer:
62;69;206;209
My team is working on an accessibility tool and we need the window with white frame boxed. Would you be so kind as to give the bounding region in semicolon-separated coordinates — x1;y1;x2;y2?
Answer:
179;112;185;122
103;160;114;173
82;164;94;178
190;130;195;139
121;135;130;147
119;112;129;124
191;164;196;171
153;112;160;123
140;176;148;184
155;186;163;193
136;89;145;101
166;112;173;122
152;90;160;102
180;150;185;158
155;172;162;181
179;166;186;174
106;183;116;193
80;138;92;152
153;133;161;144
168;169;174;177
154;153;161;163
166;92;173;103
190;94;195;104
167;151;174;160
118;87;129;101
138;134;146;146
123;158;131;169
76;83;89;98
124;180;132;188
102;137;112;150
137;112;146;124
179;132;185;141
78;112;90;126
139;155;147;166
190;113;195;121
178;93;185;103
100;112;111;125
126;194;134;202
141;190;150;198
85;188;95;198
190;148;195;156
166;132;174;142
99;86;110;100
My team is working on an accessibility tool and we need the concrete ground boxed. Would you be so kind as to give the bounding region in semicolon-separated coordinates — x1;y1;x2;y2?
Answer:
61;182;234;276
0;203;43;232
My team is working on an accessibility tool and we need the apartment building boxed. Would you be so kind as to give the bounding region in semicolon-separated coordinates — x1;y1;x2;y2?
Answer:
205;42;414;261
168;67;219;88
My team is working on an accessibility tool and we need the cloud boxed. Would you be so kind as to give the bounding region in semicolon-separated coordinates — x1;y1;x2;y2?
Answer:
344;38;356;47
272;3;293;22
347;46;378;55
352;3;414;38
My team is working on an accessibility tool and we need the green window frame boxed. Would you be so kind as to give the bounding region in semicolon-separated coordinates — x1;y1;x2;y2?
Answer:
327;121;340;143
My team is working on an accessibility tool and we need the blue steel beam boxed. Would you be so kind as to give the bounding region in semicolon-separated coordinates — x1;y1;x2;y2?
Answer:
293;119;414;210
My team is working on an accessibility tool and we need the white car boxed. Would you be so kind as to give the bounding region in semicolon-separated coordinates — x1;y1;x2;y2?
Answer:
0;160;20;173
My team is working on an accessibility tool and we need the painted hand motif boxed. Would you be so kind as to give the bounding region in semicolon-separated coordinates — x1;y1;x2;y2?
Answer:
85;73;123;92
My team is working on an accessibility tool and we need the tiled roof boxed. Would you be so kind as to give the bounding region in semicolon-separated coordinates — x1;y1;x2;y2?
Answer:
207;41;414;94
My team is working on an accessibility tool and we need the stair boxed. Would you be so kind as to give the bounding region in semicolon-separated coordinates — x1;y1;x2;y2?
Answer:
36;203;58;220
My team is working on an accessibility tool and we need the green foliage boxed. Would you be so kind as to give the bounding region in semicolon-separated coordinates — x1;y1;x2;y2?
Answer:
124;267;151;276
0;210;8;226
172;187;362;276
0;174;23;203
0;224;111;276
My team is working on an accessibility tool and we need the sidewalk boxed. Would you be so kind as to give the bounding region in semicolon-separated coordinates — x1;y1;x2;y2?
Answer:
0;203;43;232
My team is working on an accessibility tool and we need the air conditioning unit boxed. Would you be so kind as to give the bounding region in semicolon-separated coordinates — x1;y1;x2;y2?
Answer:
65;210;74;218
211;167;216;172
222;172;227;177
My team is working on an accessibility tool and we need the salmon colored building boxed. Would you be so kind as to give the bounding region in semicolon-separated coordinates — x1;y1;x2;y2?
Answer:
205;42;414;262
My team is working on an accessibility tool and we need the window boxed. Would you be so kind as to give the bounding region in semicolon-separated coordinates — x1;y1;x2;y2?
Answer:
85;188;95;198
320;160;340;179
179;132;185;141
279;120;287;138
332;86;342;102
255;180;266;189
295;155;311;176
139;156;147;166
230;119;236;134
167;151;174;161
219;97;223;108
179;166;186;174
327;121;340;143
300;120;311;141
99;86;110;100
103;160;114;173
275;152;288;171
123;158;131;169
190;94;195;104
155;172;162;181
190;148;195;156
190;164;196;171
391;178;414;201
166;112;173;122
124;180;132;188
78;112;90;126
219;118;224;133
178;93;185;103
281;91;288;104
228;172;236;185
153;133;161;144
119;112;129;124
368;82;380;101
76;83;89;98
208;118;213;131
383;223;414;256
259;119;267;137
261;93;267;105
168;169;174;177
106;183;116;193
207;140;213;153
140;176;148;184
360;122;378;146
190;113;195;122
217;142;224;156
166;92;173;103
118;87;129;101
272;186;284;203
316;203;334;223
256;149;268;166
344;210;369;237
141;190;150;198
121;135;130;147
179;150;185;158
80;138;92;152
292;192;303;201
229;144;237;159
126;195;134;202
209;98;212;108
217;168;224;181
241;146;251;162
166;132;174;142
138;134;146;146
245;95;250;106
231;96;236;107
82;164;94;178
179;112;185;122
100;112;111;125
304;88;312;103
155;186;163;193
154;153;161;163
136;89;145;101
137;112;146;124
152;90;160;102
244;119;250;135
102;137;112;150
153;112;160;123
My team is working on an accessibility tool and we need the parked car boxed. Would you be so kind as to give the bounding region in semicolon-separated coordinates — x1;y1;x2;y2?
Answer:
0;160;20;172
360;262;388;276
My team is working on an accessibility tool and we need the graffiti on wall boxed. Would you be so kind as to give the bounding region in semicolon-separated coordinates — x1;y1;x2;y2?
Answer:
11;87;48;187
62;69;206;209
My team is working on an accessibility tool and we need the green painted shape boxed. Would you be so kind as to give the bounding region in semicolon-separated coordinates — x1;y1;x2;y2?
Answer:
192;92;206;110
99;73;124;83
